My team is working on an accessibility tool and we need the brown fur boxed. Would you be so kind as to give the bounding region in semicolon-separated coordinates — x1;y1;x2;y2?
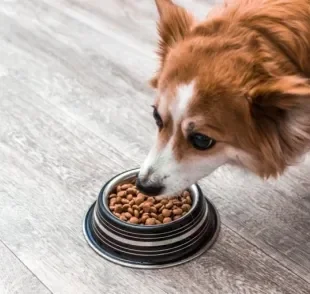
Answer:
152;0;310;178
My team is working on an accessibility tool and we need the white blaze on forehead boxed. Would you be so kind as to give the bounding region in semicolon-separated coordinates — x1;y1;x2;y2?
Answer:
170;81;195;124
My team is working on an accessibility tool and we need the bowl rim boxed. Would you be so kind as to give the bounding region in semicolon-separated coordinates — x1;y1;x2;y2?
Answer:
83;197;221;269
101;168;202;229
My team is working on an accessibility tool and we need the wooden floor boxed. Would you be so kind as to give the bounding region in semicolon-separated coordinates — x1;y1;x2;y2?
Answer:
0;0;310;293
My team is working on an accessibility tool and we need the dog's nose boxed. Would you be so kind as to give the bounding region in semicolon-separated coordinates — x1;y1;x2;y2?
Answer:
136;177;164;196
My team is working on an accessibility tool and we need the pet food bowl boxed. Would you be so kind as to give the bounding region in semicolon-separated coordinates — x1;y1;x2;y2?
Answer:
83;168;220;269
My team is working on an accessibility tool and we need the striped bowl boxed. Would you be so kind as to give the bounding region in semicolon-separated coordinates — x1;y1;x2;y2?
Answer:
83;168;220;269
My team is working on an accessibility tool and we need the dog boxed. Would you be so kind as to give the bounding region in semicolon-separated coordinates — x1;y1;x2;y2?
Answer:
136;0;310;197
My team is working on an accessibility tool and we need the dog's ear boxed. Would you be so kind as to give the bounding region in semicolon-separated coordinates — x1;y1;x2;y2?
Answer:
249;75;310;174
151;0;194;88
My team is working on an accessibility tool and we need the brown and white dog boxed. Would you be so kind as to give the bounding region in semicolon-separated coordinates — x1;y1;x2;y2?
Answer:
137;0;310;197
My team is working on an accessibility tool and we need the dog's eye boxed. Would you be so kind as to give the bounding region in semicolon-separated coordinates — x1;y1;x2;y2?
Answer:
189;133;215;150
152;106;163;129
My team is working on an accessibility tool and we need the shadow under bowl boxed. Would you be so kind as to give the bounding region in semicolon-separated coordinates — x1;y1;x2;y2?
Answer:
83;168;220;269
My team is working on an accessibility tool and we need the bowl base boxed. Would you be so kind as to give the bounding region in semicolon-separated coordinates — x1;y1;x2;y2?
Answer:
83;197;221;269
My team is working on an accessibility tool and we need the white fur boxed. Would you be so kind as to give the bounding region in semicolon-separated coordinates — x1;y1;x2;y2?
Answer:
170;82;195;124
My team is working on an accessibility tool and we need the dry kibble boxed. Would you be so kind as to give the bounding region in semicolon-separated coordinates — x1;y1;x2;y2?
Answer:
135;196;145;205
151;213;158;219
161;199;169;205
155;203;163;209
143;202;151;213
145;218;156;225
121;184;132;190
127;188;136;195
182;204;191;212
108;181;192;225
109;193;117;199
173;215;182;221
117;191;127;198
157;214;164;222
140;215;149;223
173;208;183;215
124;212;132;219
114;204;123;213
129;217;139;224
165;201;173;209
150;206;157;214
110;198;117;206
162;209;172;217
163;217;172;224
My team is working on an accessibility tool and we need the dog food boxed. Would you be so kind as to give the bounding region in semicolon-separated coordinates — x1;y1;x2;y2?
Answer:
108;183;192;225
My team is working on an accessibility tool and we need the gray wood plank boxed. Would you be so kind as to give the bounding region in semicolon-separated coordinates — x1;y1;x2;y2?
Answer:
0;241;51;294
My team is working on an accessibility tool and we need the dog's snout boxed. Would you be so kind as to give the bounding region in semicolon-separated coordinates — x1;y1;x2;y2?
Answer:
136;177;164;196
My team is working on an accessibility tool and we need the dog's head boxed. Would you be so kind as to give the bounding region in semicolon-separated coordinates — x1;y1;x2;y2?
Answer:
137;0;310;196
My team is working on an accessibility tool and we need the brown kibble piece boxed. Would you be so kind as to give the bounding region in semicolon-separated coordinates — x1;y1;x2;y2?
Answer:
140;215;149;223
128;207;134;215
109;205;115;211
109;193;117;199
165;201;173;209
157;214;164;222
122;204;130;211
116;185;122;192
155;220;162;225
120;215;127;221
114;204;122;213
143;202;151;213
121;184;132;190
121;198;129;204
129;217;139;224
173;208;183;215
163;217;172;224
134;209;140;218
124;212;132;219
162;209;172;217
150;206;157;213
116;196;122;204
110;198;117;206
117;191;127;198
161;199;169;205
145;218;156;225
127;187;136;195
173;215;182;221
151;212;158;219
129;199;135;206
182;204;191;212
113;212;121;218
155;203;163;209
127;194;133;201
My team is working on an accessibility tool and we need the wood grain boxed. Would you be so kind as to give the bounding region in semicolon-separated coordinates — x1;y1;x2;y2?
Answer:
0;241;51;294
0;0;310;293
